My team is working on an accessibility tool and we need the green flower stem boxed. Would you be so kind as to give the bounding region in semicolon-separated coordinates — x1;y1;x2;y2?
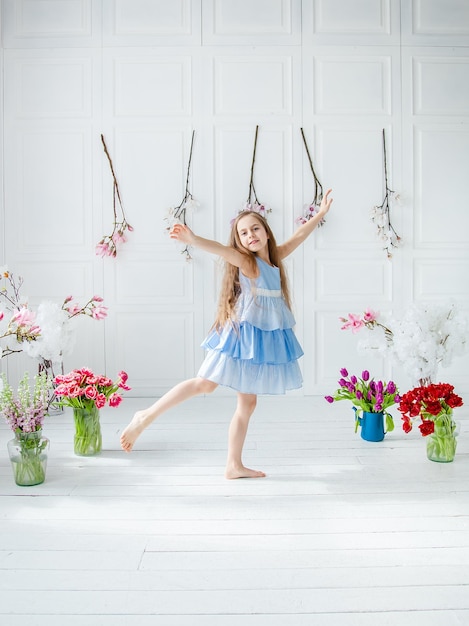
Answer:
73;406;102;456
426;416;457;462
11;433;48;486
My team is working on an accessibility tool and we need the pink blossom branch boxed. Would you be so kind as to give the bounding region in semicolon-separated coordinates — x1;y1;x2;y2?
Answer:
97;134;133;258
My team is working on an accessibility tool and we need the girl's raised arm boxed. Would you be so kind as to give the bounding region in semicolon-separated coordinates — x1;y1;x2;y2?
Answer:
278;188;333;260
170;223;247;268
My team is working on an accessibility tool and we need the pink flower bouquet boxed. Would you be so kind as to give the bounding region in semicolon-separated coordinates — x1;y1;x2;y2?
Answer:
54;367;131;456
54;367;131;411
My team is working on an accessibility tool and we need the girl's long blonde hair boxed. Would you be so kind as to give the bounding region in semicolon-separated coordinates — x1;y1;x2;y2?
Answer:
213;211;292;330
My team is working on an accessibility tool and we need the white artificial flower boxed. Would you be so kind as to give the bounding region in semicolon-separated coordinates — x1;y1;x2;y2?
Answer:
355;302;468;384
22;301;75;363
183;197;199;211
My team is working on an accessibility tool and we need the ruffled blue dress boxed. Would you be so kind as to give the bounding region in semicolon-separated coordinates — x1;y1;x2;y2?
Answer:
197;257;304;394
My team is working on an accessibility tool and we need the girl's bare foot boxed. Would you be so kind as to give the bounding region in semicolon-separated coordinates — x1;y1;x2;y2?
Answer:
120;411;147;452
225;465;266;479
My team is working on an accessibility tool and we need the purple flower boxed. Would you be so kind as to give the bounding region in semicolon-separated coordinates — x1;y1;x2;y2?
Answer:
377;381;384;392
346;382;355;393
340;368;348;378
394;394;401;403
362;370;370;381
350;375;357;385
324;396;334;403
386;381;396;394
375;403;383;412
356;390;363;400
338;378;347;387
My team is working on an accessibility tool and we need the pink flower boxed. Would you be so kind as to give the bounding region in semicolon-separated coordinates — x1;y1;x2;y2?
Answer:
91;304;108;320
95;393;107;409
295;216;307;225
66;303;81;315
92;295;104;302
12;306;36;327
341;313;365;334
117;370;131;391
109;393;122;407
95;242;113;257
84;385;98;400
112;231;127;245
0;311;4;322
363;308;378;322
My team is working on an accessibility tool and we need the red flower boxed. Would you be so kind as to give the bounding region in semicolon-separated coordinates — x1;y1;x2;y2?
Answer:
425;401;443;416
418;420;435;436
447;393;463;408
402;417;412;433
399;382;463;437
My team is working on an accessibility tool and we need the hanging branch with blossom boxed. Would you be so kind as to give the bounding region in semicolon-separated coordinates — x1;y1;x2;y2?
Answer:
96;134;133;258
371;129;401;258
232;125;271;224
296;128;325;226
165;130;199;260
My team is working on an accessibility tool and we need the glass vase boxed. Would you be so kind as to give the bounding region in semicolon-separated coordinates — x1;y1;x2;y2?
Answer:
426;432;457;463
73;406;102;456
426;417;457;463
7;430;50;486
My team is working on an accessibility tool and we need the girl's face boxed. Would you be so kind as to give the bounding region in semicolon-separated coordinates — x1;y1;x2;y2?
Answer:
236;214;269;254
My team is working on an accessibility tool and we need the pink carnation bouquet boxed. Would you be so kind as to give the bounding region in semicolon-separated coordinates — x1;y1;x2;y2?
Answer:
54;367;131;411
53;367;131;456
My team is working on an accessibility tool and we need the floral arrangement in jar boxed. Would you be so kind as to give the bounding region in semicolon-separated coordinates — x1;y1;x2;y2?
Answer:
325;368;400;440
53;367;130;456
0;371;52;485
398;383;464;463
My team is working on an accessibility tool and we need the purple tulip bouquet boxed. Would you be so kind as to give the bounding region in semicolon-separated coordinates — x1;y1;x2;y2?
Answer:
325;367;400;433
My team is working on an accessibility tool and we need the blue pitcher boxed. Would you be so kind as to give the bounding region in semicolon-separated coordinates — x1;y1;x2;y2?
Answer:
354;408;385;442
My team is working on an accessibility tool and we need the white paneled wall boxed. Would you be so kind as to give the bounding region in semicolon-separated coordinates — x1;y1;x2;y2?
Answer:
1;0;468;396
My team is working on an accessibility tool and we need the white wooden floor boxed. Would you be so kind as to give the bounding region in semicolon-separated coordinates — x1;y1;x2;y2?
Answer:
0;394;468;626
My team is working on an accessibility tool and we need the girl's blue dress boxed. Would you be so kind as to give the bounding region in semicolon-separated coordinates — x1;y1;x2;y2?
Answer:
197;257;303;394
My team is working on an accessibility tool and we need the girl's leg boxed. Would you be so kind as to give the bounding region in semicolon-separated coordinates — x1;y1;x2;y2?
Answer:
225;393;266;479
120;377;218;452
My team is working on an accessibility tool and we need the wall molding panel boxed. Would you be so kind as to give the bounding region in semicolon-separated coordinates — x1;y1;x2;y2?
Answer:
203;0;301;45
1;0;468;395
2;0;99;47
103;0;200;46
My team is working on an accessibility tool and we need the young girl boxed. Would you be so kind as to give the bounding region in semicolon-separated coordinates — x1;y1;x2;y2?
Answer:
120;189;333;478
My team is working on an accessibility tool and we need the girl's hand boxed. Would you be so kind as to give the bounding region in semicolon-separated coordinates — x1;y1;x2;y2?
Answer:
170;223;195;245
318;188;333;217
